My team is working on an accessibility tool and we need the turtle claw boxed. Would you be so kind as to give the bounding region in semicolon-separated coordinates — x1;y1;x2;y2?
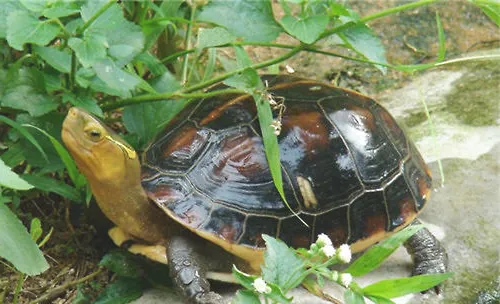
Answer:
194;291;223;304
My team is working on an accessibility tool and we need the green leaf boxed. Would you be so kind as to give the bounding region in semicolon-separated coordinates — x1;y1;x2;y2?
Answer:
99;250;144;279
232;266;292;304
1;67;57;117
366;295;395;304
33;45;71;73
0;1;24;38
24;124;86;189
1;142;25;168
346;225;423;277
261;235;306;292
122;72;184;149
1;84;57;117
0;115;47;161
0;159;33;190
344;289;366;304
337;22;388;74
92;58;140;98
0;203;49;275
94;277;146;304
232;290;261;304
22;174;81;202
471;0;500;26
30;218;43;243
362;273;453;298
19;0;46;13
80;1;144;66
197;0;282;42
68;36;107;68
6;10;60;50
41;1;80;18
63;93;104;118
280;14;329;44
197;27;235;50
135;52;168;77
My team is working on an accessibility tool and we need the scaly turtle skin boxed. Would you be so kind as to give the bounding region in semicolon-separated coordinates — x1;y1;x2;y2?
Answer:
62;75;447;303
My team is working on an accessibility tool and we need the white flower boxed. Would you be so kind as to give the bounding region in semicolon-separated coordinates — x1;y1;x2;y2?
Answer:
270;120;282;136
252;277;271;294
330;271;339;281
316;233;332;247
339;273;353;287
321;245;336;258
337;244;352;263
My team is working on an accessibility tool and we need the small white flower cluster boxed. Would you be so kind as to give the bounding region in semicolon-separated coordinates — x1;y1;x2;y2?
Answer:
264;80;286;136
252;277;271;294
313;233;352;263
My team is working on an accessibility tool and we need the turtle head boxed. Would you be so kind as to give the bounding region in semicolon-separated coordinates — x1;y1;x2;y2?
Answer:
62;107;139;187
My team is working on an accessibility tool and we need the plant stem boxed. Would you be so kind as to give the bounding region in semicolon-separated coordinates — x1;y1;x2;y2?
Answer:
12;273;25;304
101;88;246;111
28;267;104;304
361;0;440;23
69;52;77;90
181;6;196;85
77;0;115;35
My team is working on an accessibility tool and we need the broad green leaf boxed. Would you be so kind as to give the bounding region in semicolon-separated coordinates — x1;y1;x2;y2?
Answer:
346;225;423;277
280;14;329;44
0;159;33;190
68;35;107;68
99;250;144;279
30;218;43;243
232;290;261;304
337;22;388;74
261;235;306;291
1;85;57;117
0;1;24;38
344;289;366;304
63;93;104;118
24;124;86;189
0;115;47;160
197;27;235;50
41;1;80;18
135;52;168;77
122;71;184;149
1;67;57;117
0;203;49;275
232;266;292;304
93;58;140;98
0;142;25;168
33;45;71;73
197;0;282;42
22;174;81;202
362;273;452;298
94;277;146;304
6;10;60;50
80;1;144;66
19;0;46;12
471;0;500;26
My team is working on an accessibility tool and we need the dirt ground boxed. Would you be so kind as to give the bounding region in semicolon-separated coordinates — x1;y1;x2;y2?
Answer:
1;1;498;303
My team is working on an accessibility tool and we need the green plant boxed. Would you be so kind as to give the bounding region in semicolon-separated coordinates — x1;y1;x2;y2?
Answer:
0;0;498;302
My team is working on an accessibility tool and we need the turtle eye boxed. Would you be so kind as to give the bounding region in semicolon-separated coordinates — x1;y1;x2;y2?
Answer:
86;129;103;141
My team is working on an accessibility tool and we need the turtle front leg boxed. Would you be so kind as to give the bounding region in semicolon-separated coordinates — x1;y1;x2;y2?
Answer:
108;226;168;264
167;235;223;304
404;220;448;293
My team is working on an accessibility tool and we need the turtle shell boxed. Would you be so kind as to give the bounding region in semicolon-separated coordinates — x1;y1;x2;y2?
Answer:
141;75;431;259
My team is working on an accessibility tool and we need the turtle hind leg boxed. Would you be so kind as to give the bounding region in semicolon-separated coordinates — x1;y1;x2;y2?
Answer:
167;235;223;304
404;219;448;294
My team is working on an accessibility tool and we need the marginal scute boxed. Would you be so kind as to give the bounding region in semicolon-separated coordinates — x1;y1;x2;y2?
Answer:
348;191;387;243
278;214;315;249
385;174;418;230
201;206;246;243
142;175;192;207
168;192;212;229
239;215;279;248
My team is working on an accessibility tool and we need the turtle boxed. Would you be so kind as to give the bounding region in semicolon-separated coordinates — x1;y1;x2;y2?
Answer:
61;74;447;303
